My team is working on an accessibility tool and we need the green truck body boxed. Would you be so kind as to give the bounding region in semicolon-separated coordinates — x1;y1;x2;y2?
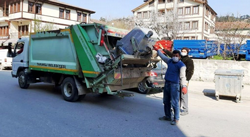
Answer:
10;23;159;101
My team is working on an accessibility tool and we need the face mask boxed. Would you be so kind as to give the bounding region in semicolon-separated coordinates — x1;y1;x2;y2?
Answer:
181;52;187;56
172;57;179;62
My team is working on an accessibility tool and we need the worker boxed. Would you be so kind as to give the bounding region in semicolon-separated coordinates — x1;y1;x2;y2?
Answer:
163;47;194;116
17;43;24;54
156;48;187;125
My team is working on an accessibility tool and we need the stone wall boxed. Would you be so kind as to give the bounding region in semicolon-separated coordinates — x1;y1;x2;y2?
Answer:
191;59;250;85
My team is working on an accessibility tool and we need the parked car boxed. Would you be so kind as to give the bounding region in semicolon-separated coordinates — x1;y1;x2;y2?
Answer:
138;61;167;94
0;49;12;70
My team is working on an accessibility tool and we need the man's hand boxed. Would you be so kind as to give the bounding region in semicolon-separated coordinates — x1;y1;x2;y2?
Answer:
182;87;187;94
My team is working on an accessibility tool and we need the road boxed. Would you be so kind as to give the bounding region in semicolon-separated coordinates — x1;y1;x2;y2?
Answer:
0;70;250;137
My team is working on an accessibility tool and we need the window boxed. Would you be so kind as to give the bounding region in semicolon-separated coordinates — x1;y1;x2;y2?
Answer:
179;22;183;30
178;8;183;15
3;6;9;16
158;0;166;4
184;22;190;30
179;0;184;2
193;6;199;14
192;21;198;29
137;12;142;18
176;37;182;40
143;11;148;18
191;36;196;40
211;14;215;21
204;36;208;40
82;13;87;22
66;10;70;19
17;3;20;12
167;0;173;2
210;26;215;33
59;8;64;18
0;26;9;36
77;12;81;22
206;8;209;17
184;37;189;40
185;7;191;15
205;22;208;31
28;2;34;13
35;3;42;14
18;25;29;37
13;3;16;13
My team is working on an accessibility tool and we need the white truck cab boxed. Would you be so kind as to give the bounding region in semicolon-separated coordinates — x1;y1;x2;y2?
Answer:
10;38;30;77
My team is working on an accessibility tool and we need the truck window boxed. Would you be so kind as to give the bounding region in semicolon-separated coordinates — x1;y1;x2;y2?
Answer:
15;42;25;55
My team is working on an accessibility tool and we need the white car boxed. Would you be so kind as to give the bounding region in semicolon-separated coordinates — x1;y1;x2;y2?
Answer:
0;49;12;70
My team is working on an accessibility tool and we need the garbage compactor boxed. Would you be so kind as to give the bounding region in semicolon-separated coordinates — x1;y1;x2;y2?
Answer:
9;23;160;102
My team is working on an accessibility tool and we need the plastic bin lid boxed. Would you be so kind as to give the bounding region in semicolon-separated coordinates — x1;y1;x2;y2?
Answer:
214;69;244;76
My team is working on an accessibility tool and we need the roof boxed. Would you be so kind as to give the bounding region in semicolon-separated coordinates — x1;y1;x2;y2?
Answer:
216;22;250;31
132;0;153;12
46;0;95;14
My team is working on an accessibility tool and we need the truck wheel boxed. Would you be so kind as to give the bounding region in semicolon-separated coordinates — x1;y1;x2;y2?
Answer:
18;71;30;89
138;81;149;94
61;77;79;102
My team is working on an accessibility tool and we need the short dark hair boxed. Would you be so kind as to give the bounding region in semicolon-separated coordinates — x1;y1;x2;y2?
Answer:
173;50;181;56
181;47;190;53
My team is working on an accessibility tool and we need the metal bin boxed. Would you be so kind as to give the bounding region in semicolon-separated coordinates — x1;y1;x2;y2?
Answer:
214;69;244;103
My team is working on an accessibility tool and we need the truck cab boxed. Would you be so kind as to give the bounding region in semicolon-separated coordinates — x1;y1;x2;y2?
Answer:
11;38;29;77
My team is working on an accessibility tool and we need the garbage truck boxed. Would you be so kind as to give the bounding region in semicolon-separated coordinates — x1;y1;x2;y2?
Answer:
9;23;160;102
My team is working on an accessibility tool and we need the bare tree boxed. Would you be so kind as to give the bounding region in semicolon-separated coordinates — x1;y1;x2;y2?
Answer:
134;8;181;40
32;17;56;32
216;20;250;60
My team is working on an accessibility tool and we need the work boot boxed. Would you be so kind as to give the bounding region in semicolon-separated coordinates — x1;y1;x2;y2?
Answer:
159;116;171;121
171;120;179;125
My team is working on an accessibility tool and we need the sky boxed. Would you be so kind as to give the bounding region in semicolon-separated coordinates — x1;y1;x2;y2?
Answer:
59;0;250;19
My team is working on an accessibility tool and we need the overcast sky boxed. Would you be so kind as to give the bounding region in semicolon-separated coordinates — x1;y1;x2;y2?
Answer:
59;0;250;19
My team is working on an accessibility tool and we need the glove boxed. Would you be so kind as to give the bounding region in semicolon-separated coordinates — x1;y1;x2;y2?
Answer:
182;87;187;94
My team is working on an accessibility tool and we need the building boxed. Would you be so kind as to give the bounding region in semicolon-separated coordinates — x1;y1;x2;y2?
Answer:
0;0;95;46
132;0;217;40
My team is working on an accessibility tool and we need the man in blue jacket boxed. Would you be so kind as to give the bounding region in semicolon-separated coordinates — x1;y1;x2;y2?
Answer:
156;49;187;125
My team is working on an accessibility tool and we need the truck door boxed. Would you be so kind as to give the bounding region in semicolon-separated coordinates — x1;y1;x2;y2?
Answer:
12;41;27;75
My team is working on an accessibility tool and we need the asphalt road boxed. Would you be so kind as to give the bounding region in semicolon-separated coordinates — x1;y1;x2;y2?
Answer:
0;70;250;137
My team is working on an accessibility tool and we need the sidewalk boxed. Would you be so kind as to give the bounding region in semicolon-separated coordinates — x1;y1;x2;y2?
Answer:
188;80;250;101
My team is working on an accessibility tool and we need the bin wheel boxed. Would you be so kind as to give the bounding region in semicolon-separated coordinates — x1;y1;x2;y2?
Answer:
236;97;241;103
216;95;219;101
61;77;79;102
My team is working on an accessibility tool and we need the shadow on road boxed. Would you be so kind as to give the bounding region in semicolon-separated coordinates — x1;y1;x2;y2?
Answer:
203;89;239;103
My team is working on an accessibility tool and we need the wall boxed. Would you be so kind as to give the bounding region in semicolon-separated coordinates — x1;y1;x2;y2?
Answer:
192;59;250;85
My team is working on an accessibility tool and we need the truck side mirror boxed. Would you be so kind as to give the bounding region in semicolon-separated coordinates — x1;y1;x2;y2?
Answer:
7;42;14;57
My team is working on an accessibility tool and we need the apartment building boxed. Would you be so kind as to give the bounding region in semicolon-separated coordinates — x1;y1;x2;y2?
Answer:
132;0;217;40
0;0;95;46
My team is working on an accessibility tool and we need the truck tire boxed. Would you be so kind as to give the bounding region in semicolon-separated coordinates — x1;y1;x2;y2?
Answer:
18;71;30;89
61;77;79;102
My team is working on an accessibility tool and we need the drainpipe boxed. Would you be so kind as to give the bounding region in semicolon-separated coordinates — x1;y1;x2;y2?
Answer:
21;0;23;18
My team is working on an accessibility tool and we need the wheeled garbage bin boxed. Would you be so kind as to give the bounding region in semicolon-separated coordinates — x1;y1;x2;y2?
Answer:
214;69;244;103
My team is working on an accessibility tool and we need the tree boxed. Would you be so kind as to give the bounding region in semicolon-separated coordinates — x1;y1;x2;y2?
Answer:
215;17;250;60
32;17;56;32
134;6;181;40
